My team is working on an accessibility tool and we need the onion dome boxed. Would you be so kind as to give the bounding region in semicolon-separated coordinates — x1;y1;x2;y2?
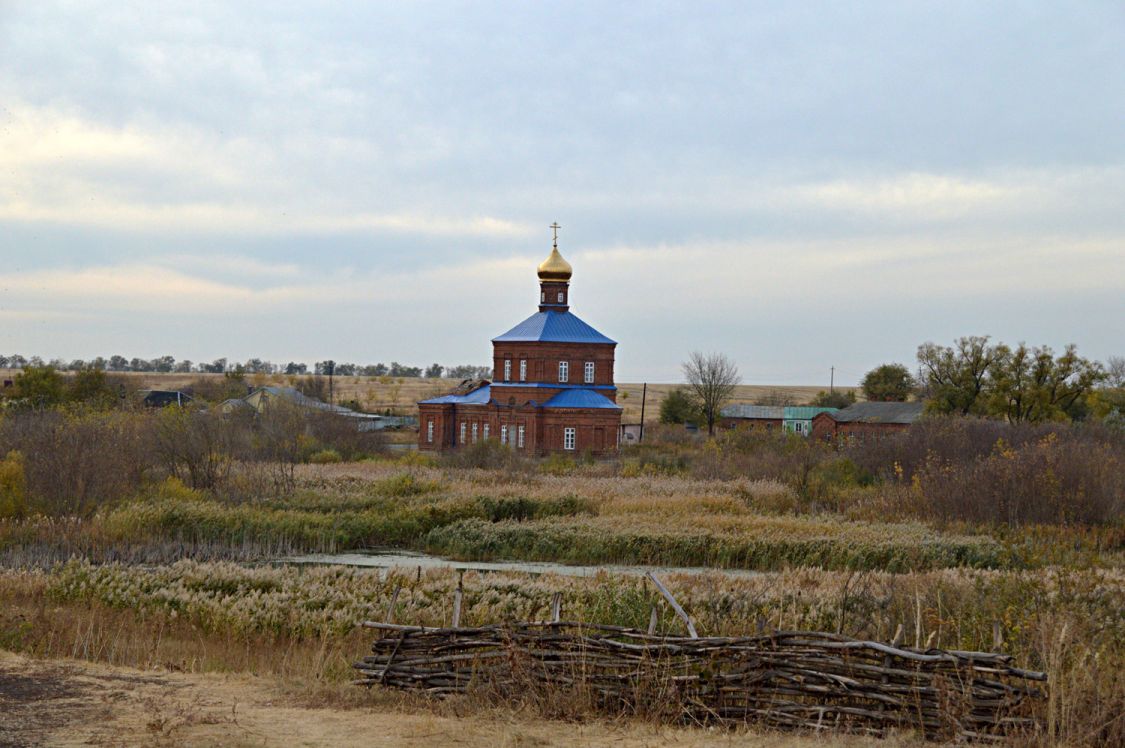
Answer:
537;247;572;282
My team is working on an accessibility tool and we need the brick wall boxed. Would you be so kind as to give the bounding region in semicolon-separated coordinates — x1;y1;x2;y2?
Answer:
492;342;616;392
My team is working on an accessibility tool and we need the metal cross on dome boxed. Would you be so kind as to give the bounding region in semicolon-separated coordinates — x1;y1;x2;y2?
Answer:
550;222;560;249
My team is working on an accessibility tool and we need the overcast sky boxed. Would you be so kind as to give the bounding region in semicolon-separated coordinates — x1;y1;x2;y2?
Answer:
1;1;1122;384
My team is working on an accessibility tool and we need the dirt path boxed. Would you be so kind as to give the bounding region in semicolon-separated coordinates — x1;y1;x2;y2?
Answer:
0;652;914;747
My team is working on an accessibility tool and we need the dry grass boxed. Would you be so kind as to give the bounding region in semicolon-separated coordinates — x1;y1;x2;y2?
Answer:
1;561;1121;745
4;652;900;748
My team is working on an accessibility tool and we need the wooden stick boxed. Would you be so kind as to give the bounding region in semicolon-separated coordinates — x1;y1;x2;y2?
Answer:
646;572;697;638
385;586;401;626
551;592;562;623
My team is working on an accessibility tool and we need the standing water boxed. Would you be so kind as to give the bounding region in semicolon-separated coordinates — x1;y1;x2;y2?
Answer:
280;549;761;578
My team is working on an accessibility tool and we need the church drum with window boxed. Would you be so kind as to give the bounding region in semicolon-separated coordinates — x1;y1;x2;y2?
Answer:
417;233;622;455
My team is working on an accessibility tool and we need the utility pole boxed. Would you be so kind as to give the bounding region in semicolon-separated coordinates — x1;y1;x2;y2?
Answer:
830;366;835;393
639;382;647;443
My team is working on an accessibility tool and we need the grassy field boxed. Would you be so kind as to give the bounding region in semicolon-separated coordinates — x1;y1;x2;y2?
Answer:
2;462;1030;571
95;371;854;421
2;556;1121;745
1;409;1121;744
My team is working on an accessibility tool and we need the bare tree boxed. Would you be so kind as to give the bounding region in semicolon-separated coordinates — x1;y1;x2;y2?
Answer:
1106;356;1125;389
683;351;741;435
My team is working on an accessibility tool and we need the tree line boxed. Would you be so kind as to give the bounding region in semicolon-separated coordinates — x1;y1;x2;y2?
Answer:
0;355;490;380
663;338;1123;432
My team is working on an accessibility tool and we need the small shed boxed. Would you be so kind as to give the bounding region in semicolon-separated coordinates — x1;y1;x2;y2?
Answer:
619;423;643;444
138;389;193;408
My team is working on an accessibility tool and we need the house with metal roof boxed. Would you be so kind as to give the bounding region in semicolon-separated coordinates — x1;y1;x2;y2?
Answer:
418;229;622;455
223;385;416;431
811;401;925;442
719;404;841;436
782;406;839;436
719;404;785;430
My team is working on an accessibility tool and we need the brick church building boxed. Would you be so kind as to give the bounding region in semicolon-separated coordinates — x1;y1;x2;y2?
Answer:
418;231;622;455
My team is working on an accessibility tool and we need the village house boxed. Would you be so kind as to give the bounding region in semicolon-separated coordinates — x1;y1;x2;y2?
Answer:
418;231;622;455
781;406;838;436
810;401;924;442
720;404;784;431
222;385;414;431
720;404;838;436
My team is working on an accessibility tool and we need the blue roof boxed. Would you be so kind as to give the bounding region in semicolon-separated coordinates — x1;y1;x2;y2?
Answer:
541;388;622;410
493;310;615;345
418;384;492;405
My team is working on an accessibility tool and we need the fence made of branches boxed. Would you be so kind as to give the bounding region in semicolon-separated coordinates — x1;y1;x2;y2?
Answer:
355;576;1046;741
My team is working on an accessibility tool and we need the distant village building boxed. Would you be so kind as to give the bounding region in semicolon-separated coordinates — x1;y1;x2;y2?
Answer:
223;385;415;431
811;401;924;442
782;406;839;436
137;389;192;408
720;404;784;430
720;405;839;436
619;423;643;445
418;230;622;455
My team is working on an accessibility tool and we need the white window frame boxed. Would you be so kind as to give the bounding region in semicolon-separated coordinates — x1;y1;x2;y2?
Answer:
541;291;545;302
584;361;595;384
519;359;527;381
517;424;525;448
471;423;479;442
500;425;508;445
557;291;564;303
563;427;576;451
483;423;490;440
460;422;466;444
427;420;434;443
503;359;511;381
558;361;569;383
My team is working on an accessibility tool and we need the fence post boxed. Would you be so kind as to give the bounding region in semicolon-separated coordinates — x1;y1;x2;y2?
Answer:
646;572;697;638
385;586;401;625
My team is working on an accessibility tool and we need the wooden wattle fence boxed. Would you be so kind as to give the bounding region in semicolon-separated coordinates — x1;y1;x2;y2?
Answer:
354;575;1046;740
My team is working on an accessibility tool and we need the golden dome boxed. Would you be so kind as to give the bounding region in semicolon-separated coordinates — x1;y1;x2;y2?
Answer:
537;247;572;282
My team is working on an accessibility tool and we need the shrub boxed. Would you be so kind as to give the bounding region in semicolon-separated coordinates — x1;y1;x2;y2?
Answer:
307;449;342;464
0;451;28;519
0;409;158;515
442;439;525;471
849;418;1124;526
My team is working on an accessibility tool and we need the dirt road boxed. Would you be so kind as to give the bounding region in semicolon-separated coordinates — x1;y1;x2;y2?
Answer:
0;652;912;747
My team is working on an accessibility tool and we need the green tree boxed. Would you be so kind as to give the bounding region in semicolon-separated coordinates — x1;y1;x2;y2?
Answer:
12;366;64;407
860;363;915;402
69;367;116;407
917;336;998;415
988;343;1104;422
811;389;856;408
682;351;741;435
659;387;702;425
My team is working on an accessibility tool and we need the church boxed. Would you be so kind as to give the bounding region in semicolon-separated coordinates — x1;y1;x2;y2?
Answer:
417;229;622;455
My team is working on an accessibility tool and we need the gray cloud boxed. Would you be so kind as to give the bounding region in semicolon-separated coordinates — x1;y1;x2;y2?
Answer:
1;1;1122;382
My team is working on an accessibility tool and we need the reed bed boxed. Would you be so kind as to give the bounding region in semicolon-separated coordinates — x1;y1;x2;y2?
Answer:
1;464;1023;571
3;560;1121;744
